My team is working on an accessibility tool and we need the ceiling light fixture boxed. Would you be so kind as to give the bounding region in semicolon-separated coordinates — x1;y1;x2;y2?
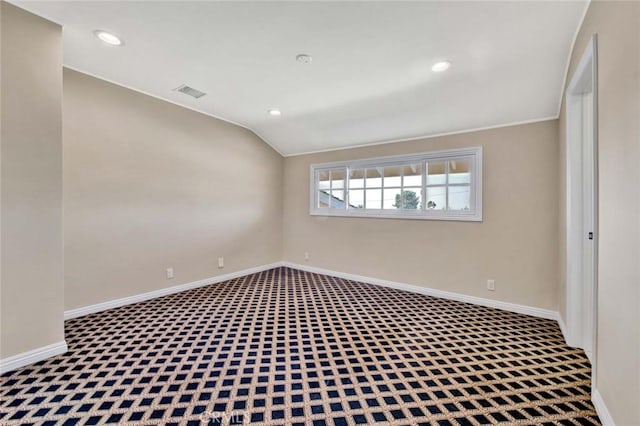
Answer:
431;60;451;72
94;30;123;46
296;54;312;63
268;109;282;116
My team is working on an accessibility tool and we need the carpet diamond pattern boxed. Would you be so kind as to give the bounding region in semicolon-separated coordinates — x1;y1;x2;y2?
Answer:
1;267;599;425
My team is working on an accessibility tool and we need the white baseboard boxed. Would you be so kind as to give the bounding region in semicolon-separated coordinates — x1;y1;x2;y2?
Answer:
64;260;560;325
557;314;569;343
283;262;559;321
0;341;68;375
64;262;284;320
592;387;615;426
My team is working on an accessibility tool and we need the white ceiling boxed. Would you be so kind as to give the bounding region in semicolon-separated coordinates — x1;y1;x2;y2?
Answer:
14;1;588;156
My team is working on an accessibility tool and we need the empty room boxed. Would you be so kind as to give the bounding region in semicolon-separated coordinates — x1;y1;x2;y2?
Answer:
1;0;638;425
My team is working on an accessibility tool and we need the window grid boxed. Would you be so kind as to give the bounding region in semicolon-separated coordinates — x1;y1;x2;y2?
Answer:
349;165;425;211
311;147;482;221
317;167;348;209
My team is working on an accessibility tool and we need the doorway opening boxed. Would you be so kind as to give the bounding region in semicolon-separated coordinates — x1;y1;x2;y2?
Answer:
565;35;598;372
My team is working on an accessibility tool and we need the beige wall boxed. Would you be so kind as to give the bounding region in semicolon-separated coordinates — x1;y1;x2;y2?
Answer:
6;10;636;421
1;2;64;358
284;120;559;311
63;69;283;311
558;1;640;423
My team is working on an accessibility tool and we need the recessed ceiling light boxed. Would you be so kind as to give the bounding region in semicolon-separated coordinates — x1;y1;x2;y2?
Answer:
431;60;451;73
94;30;123;46
296;54;312;63
268;109;282;116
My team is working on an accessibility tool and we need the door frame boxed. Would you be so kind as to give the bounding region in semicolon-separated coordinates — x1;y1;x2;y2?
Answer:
565;34;598;377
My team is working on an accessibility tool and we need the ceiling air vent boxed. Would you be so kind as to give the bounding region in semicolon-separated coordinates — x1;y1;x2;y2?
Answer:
173;84;206;99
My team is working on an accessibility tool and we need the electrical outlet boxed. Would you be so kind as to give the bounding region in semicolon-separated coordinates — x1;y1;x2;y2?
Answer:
166;267;174;279
304;252;309;261
218;257;224;269
487;279;495;291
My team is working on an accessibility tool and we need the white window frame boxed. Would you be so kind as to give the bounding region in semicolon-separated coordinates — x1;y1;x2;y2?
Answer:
309;146;482;221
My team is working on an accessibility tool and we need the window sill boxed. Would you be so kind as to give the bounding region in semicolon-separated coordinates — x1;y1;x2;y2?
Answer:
309;210;482;222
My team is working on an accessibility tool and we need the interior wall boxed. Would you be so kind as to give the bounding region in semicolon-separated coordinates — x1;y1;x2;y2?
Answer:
63;69;283;311
283;120;559;311
558;1;640;423
0;2;64;358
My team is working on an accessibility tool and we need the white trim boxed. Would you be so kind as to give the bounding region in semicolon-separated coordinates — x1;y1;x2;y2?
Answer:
63;258;561;325
65;65;557;159
557;314;569;345
309;146;482;222
62;66;284;157
285;116;557;157
310;146;481;170
283;262;558;321
567;36;597;94
556;0;592;117
592;388;615;426
0;341;68;375
13;1;571;159
64;262;284;320
308;210;482;222
63;70;557;160
565;35;598;352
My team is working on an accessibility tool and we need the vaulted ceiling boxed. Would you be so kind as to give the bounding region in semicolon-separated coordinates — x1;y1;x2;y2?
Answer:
14;1;588;156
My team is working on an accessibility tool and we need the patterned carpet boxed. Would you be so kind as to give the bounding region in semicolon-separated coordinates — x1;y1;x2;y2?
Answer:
1;267;600;425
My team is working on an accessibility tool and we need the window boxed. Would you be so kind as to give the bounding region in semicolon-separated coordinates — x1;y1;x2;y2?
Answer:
310;147;482;221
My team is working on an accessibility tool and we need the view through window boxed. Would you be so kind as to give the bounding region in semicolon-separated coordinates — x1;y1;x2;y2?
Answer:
311;147;482;221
